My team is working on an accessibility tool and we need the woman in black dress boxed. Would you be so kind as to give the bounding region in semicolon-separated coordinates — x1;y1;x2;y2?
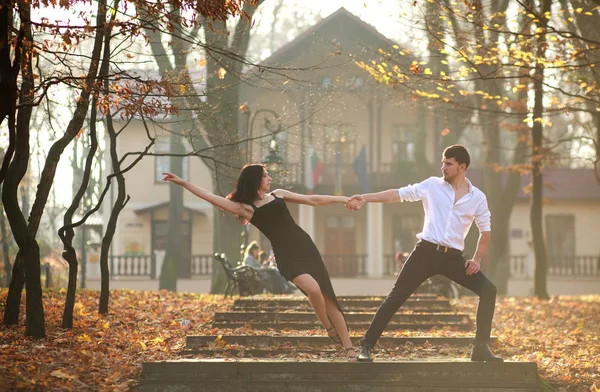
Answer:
163;164;359;360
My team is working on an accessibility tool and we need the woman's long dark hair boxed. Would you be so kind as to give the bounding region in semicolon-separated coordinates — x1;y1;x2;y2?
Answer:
227;164;265;205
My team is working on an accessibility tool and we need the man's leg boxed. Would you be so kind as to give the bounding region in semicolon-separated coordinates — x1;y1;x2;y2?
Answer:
359;247;435;361
441;255;503;362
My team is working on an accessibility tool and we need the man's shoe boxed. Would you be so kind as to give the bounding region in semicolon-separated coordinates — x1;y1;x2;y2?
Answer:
471;342;504;362
357;344;373;362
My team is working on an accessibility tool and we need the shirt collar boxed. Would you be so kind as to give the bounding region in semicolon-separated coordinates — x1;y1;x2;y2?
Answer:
442;177;475;194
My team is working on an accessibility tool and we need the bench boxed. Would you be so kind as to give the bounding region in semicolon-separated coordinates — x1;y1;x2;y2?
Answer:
215;253;266;297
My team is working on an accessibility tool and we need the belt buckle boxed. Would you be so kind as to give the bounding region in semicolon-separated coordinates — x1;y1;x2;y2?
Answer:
436;244;448;253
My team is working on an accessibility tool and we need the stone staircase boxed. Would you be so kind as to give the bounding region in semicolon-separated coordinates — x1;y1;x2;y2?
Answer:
140;294;539;391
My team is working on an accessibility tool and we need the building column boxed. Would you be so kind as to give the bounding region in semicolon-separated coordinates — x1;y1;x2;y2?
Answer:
298;204;315;240
367;203;384;277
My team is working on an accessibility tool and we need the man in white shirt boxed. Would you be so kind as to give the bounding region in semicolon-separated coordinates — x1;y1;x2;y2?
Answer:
347;145;502;362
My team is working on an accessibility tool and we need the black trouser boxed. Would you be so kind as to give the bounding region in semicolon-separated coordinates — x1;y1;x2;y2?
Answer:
363;240;497;347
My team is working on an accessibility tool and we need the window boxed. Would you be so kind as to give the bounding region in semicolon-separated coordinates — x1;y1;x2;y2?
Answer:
323;124;356;164
391;124;416;162
546;214;575;263
155;136;189;182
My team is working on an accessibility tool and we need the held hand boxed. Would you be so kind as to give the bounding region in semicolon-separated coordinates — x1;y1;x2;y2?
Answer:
162;172;185;186
346;194;365;211
464;259;481;275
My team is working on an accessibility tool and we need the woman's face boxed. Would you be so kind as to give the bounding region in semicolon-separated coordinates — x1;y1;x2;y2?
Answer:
259;169;272;192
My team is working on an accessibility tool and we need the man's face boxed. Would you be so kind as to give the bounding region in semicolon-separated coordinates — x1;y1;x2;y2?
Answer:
441;157;465;182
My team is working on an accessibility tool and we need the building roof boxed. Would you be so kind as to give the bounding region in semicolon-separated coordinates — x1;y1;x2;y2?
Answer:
133;202;207;216
262;7;400;66
468;168;600;201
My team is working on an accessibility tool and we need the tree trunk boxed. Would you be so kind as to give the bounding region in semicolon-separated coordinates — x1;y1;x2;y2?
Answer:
60;100;100;328
2;0;45;337
58;0;106;329
98;16;126;314
531;0;551;300
160;135;184;291
23;239;44;337
3;252;24;325
0;204;10;286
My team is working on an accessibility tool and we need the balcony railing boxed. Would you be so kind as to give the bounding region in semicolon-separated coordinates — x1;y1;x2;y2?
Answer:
191;254;213;276
322;254;367;277
109;254;213;278
510;255;600;278
279;162;399;190
110;255;155;277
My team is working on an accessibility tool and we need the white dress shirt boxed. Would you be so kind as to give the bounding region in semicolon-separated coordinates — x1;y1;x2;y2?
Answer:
397;176;491;251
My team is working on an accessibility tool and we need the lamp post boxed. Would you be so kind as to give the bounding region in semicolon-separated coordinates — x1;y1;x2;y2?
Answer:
240;108;286;262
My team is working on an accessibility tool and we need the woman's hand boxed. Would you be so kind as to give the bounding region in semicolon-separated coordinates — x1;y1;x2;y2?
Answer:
162;172;185;186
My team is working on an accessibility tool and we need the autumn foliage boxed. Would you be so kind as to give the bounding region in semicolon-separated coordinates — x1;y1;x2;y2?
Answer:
0;289;599;390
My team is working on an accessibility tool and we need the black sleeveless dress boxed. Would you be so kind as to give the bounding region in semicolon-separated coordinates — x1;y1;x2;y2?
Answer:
249;193;343;311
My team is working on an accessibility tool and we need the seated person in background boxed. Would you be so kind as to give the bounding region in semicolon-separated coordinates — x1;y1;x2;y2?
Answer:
242;241;263;269
243;241;296;294
258;250;269;267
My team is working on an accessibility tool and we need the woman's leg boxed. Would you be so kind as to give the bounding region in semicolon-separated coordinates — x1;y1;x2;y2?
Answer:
323;295;353;349
292;274;331;332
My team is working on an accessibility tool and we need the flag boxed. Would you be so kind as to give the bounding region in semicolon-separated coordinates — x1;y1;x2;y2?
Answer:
305;145;323;194
334;150;343;196
353;145;369;193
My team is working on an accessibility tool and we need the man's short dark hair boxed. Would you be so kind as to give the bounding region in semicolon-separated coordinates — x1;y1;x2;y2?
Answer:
443;144;470;168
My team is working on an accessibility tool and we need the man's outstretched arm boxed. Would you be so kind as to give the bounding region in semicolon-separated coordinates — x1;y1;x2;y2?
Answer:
348;189;400;209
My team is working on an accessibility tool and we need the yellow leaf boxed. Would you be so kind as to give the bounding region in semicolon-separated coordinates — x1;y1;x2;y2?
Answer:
102;321;110;329
78;334;91;342
424;68;432;75
139;341;147;350
59;288;67;294
51;370;76;380
179;85;186;94
152;336;165;344
217;68;227;79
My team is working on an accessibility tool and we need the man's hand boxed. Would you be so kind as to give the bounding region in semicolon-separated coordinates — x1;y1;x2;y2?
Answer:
464;258;481;275
346;194;365;211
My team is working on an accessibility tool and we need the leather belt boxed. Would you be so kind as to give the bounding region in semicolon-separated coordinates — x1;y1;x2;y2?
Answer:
420;240;461;255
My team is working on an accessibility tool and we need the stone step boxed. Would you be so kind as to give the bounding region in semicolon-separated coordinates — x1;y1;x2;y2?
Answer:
233;303;452;312
233;305;452;313
186;335;492;349
212;321;472;331
214;311;471;324
336;294;439;299
140;360;539;392
233;298;451;310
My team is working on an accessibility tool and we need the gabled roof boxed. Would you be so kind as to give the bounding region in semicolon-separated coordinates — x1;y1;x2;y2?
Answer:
134;202;207;216
262;7;400;66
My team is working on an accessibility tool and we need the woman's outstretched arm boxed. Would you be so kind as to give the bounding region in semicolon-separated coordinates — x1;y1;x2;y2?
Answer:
163;172;251;220
273;189;350;207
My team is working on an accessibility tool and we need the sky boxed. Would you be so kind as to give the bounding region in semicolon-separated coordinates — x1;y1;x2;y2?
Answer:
3;1;595;208
6;1;419;207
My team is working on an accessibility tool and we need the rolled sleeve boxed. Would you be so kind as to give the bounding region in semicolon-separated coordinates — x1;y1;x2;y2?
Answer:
398;177;433;202
474;197;491;232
